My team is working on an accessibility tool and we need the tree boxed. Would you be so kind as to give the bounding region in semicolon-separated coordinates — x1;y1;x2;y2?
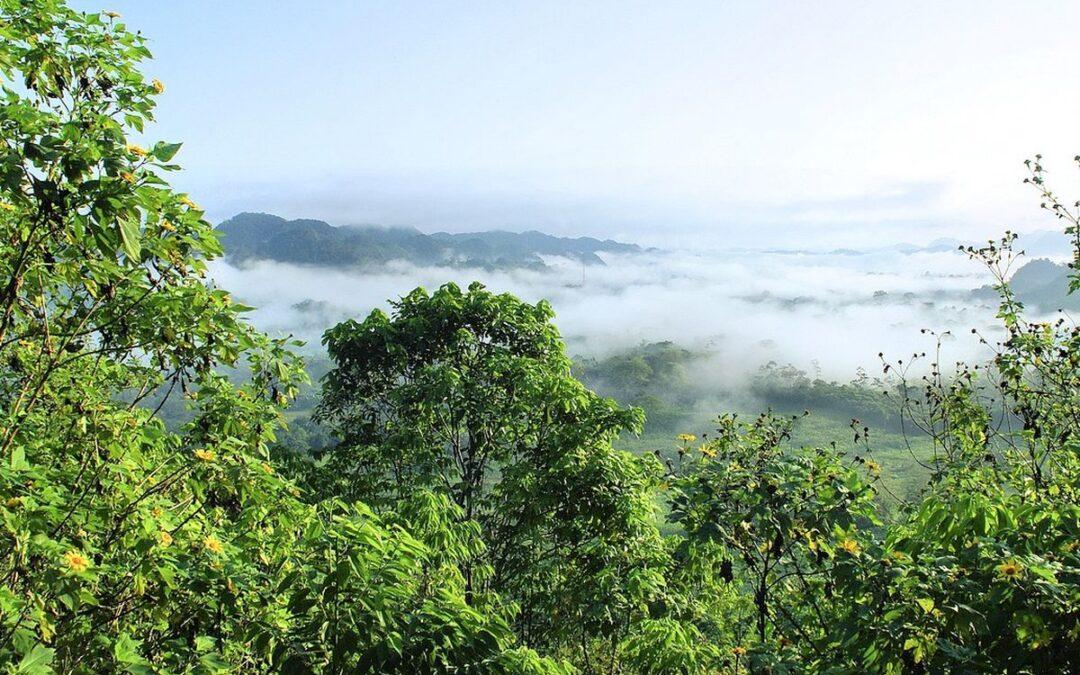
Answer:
667;158;1080;672
0;3;568;671
316;282;669;664
669;414;878;670
819;159;1080;672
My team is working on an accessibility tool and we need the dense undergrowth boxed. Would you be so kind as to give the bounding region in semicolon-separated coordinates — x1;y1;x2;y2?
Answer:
0;2;1077;673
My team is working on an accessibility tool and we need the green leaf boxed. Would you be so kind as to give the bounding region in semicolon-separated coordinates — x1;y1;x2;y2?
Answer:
10;445;28;471
1029;565;1057;583
916;597;934;614
199;652;231;673
118;217;141;261
13;645;55;674
152;141;182;162
113;634;147;665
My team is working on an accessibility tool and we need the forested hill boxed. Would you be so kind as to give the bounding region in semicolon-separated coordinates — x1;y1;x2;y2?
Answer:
972;257;1080;311
216;211;641;270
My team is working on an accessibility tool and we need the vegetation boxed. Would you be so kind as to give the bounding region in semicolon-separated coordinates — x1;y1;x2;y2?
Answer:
216;212;640;272
972;257;1080;312
573;341;700;433
0;2;1078;673
0;4;565;672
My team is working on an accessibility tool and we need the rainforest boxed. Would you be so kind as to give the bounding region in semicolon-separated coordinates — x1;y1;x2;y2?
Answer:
0;2;1078;673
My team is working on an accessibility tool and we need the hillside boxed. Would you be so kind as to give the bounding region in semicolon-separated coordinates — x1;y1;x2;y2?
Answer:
972;257;1080;311
216;212;641;271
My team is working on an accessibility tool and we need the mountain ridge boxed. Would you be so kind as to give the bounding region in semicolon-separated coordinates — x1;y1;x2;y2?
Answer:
216;212;642;271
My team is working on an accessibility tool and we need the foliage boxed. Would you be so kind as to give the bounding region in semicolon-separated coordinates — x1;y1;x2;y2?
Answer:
669;414;879;669
217;211;638;272
314;281;669;666
659;159;1080;672
3;1;1080;673
817;159;1080;672
0;3;567;672
573;341;699;433
281;493;573;674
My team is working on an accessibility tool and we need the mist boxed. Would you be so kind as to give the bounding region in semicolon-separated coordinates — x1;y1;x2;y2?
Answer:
208;241;1003;389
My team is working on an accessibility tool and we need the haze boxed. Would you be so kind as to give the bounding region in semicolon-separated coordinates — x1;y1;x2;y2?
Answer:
73;1;1080;247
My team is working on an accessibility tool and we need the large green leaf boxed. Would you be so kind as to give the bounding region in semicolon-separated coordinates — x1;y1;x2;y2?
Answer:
118;216;140;260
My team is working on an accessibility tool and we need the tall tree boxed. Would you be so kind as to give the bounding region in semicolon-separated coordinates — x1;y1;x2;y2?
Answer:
317;282;669;661
0;3;570;672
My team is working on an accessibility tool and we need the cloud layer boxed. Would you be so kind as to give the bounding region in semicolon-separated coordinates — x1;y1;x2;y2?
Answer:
209;244;1001;384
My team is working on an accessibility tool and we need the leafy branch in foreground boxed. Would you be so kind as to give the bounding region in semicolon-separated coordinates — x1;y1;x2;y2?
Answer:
661;158;1080;673
0;3;568;672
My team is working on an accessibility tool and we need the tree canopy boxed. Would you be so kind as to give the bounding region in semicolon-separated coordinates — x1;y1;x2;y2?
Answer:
0;3;568;672
1;1;1078;673
315;282;668;662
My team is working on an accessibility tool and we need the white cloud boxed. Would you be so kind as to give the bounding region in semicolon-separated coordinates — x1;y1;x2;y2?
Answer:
210;244;999;383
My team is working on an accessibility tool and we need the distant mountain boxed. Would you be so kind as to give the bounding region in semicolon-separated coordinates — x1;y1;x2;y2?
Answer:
972;258;1079;312
785;230;1074;258
215;212;641;271
917;230;1073;257
1014;230;1074;258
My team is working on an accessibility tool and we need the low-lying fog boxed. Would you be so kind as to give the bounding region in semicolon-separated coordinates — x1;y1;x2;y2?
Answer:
208;243;1012;383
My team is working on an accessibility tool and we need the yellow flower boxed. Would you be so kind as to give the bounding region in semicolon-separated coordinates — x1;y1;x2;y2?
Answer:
731;646;747;656
996;560;1023;580
151;506;163;518
840;538;861;555
700;445;718;459
203;536;223;554
194;448;216;462
126;143;148;157
179;196;199;209
4;497;21;509
0;202;16;212
261;462;274;474
119;171;136;183
865;460;881;476
160;219;175;232
104;10;121;18
62;550;90;574
151;79;165;94
676;433;696;443
158;530;173;547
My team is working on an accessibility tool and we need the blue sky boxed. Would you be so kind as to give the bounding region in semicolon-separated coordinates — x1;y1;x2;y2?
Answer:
74;1;1080;246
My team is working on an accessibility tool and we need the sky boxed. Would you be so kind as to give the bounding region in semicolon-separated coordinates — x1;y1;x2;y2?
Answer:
74;1;1080;247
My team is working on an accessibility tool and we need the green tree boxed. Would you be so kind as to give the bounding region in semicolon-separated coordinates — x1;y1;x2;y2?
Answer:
669;414;878;670
0;3;569;672
818;159;1080;672
316;282;669;667
667;158;1080;673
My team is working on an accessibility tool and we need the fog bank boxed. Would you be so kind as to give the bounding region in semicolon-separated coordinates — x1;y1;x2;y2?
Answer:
209;243;1002;383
